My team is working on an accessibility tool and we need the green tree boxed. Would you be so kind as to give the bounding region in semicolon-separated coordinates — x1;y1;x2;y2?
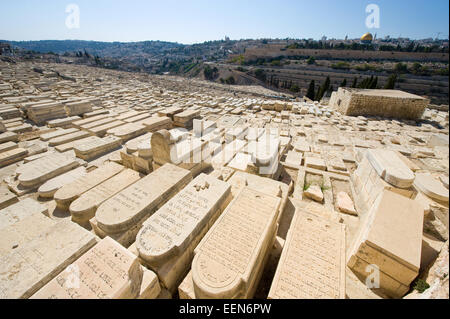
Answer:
351;77;358;88
340;79;347;87
369;76;378;89
306;80;315;100
394;62;408;74
384;74;397;89
306;56;316;65
316;76;330;101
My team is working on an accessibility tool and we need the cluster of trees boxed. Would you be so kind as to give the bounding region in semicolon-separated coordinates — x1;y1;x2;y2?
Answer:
203;65;219;81
220;76;236;85
305;73;400;101
306;76;333;101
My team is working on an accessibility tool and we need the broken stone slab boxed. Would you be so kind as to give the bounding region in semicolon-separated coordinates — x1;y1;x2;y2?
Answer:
336;191;357;216
31;237;145;299
38;166;87;198
0;220;97;299
191;186;281;299
94;164;192;244
17;152;80;188
304;184;324;203
54;162;125;209
136;173;232;292
366;149;415;188
414;173;449;203
268;210;346;299
70;168;141;224
347;190;423;299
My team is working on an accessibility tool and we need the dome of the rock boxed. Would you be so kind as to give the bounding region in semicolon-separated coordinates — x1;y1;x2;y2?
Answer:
360;32;373;43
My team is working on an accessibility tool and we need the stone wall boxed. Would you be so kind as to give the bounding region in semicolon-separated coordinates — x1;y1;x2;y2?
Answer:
330;88;429;120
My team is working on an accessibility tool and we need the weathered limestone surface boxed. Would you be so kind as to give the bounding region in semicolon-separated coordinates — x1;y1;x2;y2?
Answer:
54;162;125;209
347;190;424;298
268;210;346;299
48;130;91;146
366;149;415;188
0;201;54;256
73;135;122;160
191;187;281;298
38;166;87;198
0;220;97;299
17;152;80;188
70;168;141;223
414;173;449;203
329;88;429;120
94;164;192;241
31;237;145;299
136;173;232;292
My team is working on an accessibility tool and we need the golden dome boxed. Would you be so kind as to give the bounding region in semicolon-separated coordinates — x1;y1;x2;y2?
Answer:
361;32;373;41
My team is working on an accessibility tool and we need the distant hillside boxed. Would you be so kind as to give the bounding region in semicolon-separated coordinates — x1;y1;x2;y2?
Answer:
5;40;184;58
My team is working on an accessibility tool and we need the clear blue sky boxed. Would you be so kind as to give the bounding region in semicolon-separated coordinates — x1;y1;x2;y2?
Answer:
0;0;448;44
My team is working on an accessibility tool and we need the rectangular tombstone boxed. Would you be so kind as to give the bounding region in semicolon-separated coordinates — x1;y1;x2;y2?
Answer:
135;173;232;292
0;141;18;153
70;169;141;224
0;131;19;143
73;135;122;161
190;186;281;299
0;220;97;299
0;147;28;167
268;210;346;299
17;152;80;188
48;130;91;146
73;114;109;126
347;190;423;298
137;116;172;132
80;117;116;130
54;162;125;209
88;120;126;137
40;128;79;141
65;100;93;116
94;164;192;246
31;237;145;299
107;122;147;142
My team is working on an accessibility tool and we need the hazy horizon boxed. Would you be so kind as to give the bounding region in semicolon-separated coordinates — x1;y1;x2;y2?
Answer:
0;0;449;45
